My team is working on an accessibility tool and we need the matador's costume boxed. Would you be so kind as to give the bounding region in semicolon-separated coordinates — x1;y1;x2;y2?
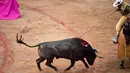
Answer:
113;0;130;44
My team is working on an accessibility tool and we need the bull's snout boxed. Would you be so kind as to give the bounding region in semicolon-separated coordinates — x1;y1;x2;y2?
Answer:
89;62;94;66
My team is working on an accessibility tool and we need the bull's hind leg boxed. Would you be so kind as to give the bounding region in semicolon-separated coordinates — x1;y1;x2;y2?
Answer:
64;60;75;71
81;58;89;68
46;58;58;71
36;57;45;71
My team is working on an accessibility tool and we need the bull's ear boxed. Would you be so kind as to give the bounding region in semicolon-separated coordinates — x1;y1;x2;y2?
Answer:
93;49;98;53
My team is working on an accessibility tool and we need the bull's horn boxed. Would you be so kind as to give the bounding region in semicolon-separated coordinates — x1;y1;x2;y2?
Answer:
96;55;103;58
93;49;103;58
93;49;98;53
95;52;103;58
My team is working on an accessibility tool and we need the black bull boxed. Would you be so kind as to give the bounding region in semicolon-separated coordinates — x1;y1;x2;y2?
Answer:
16;34;100;71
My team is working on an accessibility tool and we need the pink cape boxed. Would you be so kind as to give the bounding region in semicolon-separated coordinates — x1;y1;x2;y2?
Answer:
0;0;20;20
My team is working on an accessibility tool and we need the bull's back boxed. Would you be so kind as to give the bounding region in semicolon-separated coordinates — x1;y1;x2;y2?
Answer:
39;38;87;59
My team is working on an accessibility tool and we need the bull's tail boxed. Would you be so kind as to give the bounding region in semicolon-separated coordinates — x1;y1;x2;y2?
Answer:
16;34;39;48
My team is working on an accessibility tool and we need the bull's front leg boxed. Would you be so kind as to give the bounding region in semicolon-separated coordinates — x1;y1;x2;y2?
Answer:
64;60;75;71
81;58;89;68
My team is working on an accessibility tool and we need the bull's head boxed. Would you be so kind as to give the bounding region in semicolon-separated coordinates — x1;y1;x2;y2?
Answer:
86;49;103;66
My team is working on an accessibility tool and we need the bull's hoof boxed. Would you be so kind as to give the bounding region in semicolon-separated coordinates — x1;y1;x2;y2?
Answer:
54;68;58;72
55;70;58;72
39;69;43;71
64;69;68;71
64;68;69;71
64;68;70;71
